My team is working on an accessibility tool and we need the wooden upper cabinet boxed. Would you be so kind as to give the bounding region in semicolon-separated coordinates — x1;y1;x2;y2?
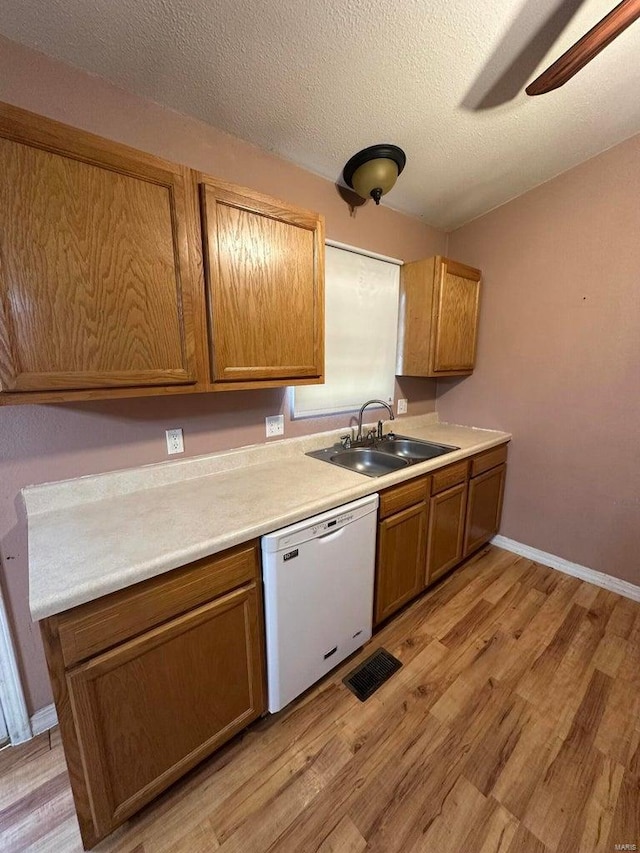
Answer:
199;178;324;386
397;256;481;377
0;103;201;399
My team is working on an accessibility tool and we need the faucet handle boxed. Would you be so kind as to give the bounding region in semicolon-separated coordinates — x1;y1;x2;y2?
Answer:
340;434;352;449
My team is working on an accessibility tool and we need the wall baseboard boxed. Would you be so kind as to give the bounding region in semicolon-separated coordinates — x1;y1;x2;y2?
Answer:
30;704;58;736
492;535;640;602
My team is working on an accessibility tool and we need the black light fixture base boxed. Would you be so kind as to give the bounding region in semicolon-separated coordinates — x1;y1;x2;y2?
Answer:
343;144;406;190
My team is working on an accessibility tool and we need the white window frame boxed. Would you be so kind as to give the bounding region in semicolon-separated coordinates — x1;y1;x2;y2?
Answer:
292;241;402;419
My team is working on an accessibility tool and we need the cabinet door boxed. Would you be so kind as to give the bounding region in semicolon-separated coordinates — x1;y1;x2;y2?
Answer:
375;501;428;625
425;482;468;586
431;258;480;373
200;180;324;384
0;105;198;394
397;256;480;378
66;584;265;839
464;464;506;557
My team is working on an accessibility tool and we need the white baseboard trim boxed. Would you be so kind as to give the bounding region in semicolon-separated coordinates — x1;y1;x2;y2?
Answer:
30;704;58;736
491;535;640;602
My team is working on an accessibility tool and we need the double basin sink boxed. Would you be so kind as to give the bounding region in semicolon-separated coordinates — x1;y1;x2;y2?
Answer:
306;435;460;477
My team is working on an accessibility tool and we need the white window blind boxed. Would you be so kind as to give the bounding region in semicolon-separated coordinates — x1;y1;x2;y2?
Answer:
293;244;400;417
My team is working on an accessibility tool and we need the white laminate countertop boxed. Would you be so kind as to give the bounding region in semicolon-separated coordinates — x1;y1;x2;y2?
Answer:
24;414;511;620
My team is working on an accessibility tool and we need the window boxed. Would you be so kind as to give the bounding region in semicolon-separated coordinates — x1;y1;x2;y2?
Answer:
293;243;400;417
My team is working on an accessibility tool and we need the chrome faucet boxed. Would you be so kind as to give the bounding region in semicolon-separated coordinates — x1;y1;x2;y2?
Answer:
356;399;395;444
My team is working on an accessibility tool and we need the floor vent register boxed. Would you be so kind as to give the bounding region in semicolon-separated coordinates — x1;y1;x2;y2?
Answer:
342;648;403;702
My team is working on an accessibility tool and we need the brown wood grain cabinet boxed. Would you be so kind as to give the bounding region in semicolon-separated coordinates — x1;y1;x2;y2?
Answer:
0;102;326;404
0;102;204;403
199;177;325;386
375;475;431;625
375;500;429;626
40;542;266;849
373;444;509;623
396;256;481;377
464;461;507;557
424;459;469;586
425;481;469;585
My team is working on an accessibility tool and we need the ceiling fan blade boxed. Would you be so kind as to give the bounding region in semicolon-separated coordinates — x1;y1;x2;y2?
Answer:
526;0;640;95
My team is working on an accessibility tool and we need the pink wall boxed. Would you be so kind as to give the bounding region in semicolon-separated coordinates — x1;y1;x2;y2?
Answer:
441;134;640;588
0;37;445;714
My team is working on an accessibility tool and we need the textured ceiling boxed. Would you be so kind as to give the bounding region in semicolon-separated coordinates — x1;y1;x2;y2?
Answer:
1;0;640;229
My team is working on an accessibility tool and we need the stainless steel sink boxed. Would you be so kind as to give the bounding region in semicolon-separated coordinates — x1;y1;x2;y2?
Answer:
377;435;459;461
326;448;409;476
306;435;459;477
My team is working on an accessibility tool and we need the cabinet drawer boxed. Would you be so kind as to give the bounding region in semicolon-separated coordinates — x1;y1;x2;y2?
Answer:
57;541;260;667
470;444;508;477
431;461;468;495
379;475;430;519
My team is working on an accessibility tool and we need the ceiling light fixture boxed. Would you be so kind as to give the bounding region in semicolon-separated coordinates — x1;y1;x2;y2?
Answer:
342;144;407;205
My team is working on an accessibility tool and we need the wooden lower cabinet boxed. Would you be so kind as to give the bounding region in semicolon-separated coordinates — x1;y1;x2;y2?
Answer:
373;444;508;624
425;482;468;585
464;462;507;557
41;543;266;849
374;501;428;625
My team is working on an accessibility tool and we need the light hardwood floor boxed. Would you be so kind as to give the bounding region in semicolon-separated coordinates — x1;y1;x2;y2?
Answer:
1;546;639;852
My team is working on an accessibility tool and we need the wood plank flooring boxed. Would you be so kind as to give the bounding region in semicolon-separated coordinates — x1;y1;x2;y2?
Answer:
1;546;639;852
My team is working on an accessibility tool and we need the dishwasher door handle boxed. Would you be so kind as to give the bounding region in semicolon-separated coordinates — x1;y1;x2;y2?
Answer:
316;526;346;543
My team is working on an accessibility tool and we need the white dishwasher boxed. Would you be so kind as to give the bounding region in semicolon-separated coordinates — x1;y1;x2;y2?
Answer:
261;493;379;713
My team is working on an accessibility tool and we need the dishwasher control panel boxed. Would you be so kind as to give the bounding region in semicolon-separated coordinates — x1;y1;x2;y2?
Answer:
311;512;353;537
263;495;379;553
282;513;352;548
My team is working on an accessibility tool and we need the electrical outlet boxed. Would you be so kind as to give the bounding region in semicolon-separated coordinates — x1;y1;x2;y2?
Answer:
165;428;184;455
397;398;408;414
265;414;284;438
